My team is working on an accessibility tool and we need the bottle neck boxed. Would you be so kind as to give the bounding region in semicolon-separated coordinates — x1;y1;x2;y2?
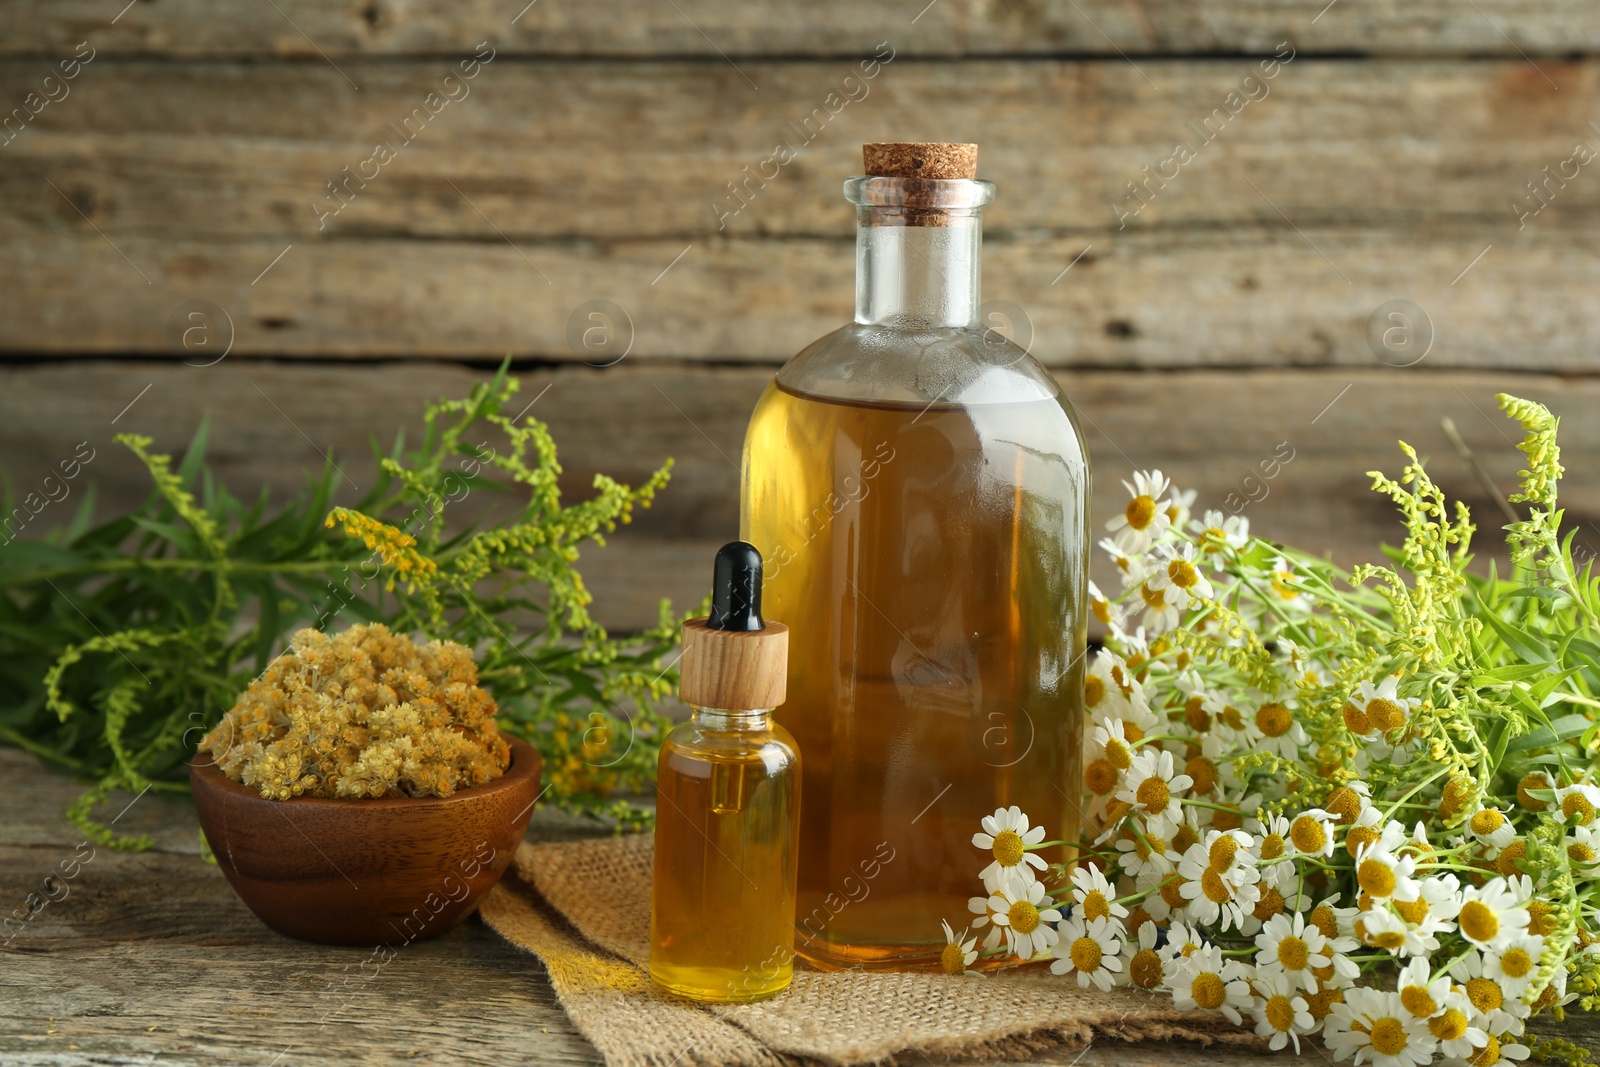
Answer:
690;706;774;731
854;210;982;328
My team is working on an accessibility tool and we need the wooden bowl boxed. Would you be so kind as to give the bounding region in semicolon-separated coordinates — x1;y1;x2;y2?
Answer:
190;736;541;946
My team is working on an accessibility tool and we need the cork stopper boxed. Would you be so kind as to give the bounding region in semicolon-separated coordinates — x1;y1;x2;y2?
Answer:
863;143;978;179
678;542;788;709
680;618;789;710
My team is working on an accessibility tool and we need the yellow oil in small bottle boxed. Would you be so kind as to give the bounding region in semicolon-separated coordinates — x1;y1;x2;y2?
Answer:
649;541;800;1003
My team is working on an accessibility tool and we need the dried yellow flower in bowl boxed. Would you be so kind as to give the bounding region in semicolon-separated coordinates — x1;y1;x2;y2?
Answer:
200;623;510;800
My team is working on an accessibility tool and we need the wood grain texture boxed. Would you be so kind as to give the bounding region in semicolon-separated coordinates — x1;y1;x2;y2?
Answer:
4;749;1598;1066
2;58;1593;368
2;225;1598;369
1;360;1595;634
3;0;1597;58
4;59;1593;242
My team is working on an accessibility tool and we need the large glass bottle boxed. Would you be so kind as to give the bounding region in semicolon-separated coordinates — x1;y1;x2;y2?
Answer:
739;143;1089;969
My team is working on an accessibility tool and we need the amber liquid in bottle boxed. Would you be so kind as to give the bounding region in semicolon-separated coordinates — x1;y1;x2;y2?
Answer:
649;708;800;1001
738;154;1089;969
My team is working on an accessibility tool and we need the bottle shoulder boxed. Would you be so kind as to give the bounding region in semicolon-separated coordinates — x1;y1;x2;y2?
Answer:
774;322;1061;407
663;717;800;765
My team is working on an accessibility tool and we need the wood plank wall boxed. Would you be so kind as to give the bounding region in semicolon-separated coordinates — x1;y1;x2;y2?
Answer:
1;1;1596;631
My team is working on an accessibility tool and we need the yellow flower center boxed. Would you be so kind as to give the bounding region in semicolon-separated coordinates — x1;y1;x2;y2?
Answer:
1563;793;1596;823
1570;842;1596;865
991;830;1026;867
1325;786;1361;824
1008;900;1041;935
1070;936;1101;973
1136;776;1171;813
1105;737;1133;771
1394;897;1429;925
1256;703;1292;738
1201;527;1227;552
1429;1008;1468;1041
1185;696;1210;732
1369;1017;1408;1056
1305;987;1343;1021
1173;824;1199;855
1091;597;1113;625
1465;812;1504;838
1373;928;1406;950
1470;1035;1501;1067
941;941;968;974
1161;877;1187;910
1082;890;1111;922
1167;558;1199;589
1357;858;1397;898
1500;946;1533;979
1276;936;1310;971
1201;868;1232;904
1085;759;1117;796
1346;825;1379;858
1341;703;1371;734
1365;698;1405;732
1211;808;1243;832
1130;948;1163;989
1496;840;1527;877
1260;833;1286;860
1221;705;1245;731
1308;905;1338;940
1291;816;1329;854
1186;756;1217;795
1440;776;1474;819
1470;809;1505;835
1125;495;1157;530
1253;887;1285;922
1265;994;1295;1032
1209;835;1239;870
1140;582;1168;609
1190;972;1226;1011
1518;772;1551;811
1529;899;1556;937
1400;986;1437;1018
1465;976;1502;1013
1084;675;1105;707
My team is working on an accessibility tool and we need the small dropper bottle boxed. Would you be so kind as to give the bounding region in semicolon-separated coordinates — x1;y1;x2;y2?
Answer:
649;541;800;1003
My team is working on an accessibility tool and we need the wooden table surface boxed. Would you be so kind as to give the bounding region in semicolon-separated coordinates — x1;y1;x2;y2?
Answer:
4;746;1595;1067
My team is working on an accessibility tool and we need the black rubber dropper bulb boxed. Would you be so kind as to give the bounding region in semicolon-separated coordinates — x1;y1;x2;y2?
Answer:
706;540;765;632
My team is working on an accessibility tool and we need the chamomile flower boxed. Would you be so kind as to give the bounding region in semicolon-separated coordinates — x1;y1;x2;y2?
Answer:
1114;826;1176;880
1566;823;1600;871
1087;579;1127;631
1287;809;1337;859
967;888;1006;951
1068;864;1128;924
1389;873;1464;957
1354;840;1419;904
939;920;981;976
1088;718;1138;773
1119;919;1166;991
972;805;1049;883
1324;987;1435;1067
1107;469;1173;553
1424;987;1488;1061
1116;748;1192;836
1456;880;1531;951
1134;570;1183;633
1348;676;1418;739
1556;782;1600;825
986;874;1063;961
1265;555;1313;614
1468;805;1517;851
1483;934;1545;1000
1160;920;1206;965
1467;1033;1531;1067
1050;914;1123;990
1145;541;1215;612
1248;698;1308;761
1395;958;1452;1022
1177;833;1262;933
1250;967;1314;1054
1169;944;1252;1024
1254;911;1334;994
1189;509;1249;568
1450;950;1532;1035
1164;485;1197;529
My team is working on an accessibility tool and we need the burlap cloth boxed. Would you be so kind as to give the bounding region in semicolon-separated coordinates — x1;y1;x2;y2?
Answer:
477;833;1266;1066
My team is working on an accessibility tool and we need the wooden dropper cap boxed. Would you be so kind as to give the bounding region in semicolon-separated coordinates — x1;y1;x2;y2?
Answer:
680;541;788;710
